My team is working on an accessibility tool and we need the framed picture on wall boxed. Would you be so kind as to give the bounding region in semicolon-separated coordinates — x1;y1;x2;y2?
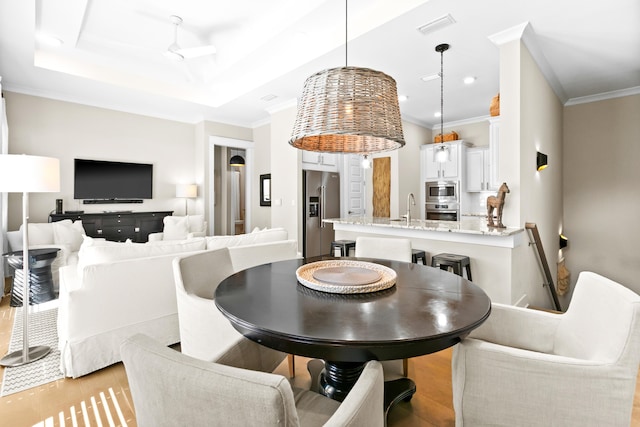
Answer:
260;174;271;207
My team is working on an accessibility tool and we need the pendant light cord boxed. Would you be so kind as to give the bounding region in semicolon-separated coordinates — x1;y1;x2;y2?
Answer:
345;0;348;67
440;47;444;139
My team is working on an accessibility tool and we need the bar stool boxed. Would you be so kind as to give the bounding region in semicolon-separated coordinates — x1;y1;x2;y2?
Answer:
330;240;356;257
431;253;472;281
412;249;427;265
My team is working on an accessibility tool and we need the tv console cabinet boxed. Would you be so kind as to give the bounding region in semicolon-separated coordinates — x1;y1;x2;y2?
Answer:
49;211;173;243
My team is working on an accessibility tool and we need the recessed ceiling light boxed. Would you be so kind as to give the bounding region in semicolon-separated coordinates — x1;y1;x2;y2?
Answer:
398;95;408;102
420;73;440;82
463;76;476;85
434;112;442;117
417;14;456;35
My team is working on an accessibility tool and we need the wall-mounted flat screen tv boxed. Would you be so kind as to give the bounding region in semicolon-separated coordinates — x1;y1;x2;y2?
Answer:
74;158;153;201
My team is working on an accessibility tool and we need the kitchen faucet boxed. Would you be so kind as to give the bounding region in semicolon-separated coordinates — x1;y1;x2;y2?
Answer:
406;193;416;224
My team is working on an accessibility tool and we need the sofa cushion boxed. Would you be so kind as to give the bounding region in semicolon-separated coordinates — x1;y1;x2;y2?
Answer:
162;216;190;240
205;228;288;250
21;223;54;246
77;238;206;276
53;220;86;252
186;215;205;233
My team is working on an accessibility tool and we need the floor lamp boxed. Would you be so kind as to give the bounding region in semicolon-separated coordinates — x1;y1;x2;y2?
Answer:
0;154;60;367
176;184;197;215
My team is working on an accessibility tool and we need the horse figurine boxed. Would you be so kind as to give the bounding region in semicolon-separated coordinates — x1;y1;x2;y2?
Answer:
487;182;510;228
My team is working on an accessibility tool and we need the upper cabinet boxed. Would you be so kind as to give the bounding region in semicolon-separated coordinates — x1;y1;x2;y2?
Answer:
466;147;490;191
420;141;467;181
465;118;501;192
301;151;338;171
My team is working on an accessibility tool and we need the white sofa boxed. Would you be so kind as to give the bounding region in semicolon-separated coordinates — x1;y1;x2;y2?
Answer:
5;220;85;292
57;227;290;378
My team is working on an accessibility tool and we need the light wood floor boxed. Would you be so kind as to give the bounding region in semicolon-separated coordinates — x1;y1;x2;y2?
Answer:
1;292;639;426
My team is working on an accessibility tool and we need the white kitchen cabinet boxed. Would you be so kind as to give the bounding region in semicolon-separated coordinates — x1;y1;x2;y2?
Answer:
466;147;490;192
420;141;465;181
301;151;338;171
488;117;501;190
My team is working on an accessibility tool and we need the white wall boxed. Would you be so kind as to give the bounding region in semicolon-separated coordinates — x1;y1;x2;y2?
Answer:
251;123;272;229
4;91;195;229
397;120;431;219
563;94;640;295
495;38;564;308
269;106;299;247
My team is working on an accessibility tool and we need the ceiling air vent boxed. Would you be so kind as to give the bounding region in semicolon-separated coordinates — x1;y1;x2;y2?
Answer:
417;14;456;35
260;94;278;102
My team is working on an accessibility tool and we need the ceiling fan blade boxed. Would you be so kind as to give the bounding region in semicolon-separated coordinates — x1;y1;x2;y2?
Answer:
176;45;217;59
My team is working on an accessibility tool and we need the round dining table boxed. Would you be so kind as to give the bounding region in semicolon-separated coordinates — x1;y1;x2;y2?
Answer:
215;256;491;413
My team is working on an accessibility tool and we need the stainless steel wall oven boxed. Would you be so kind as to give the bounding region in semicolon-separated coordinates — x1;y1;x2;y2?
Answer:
425;181;460;221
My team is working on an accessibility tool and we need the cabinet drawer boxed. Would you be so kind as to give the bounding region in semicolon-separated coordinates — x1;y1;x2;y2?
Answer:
102;217;136;226
100;226;136;241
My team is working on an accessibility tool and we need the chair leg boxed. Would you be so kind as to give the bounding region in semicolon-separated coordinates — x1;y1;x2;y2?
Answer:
288;354;295;378
403;358;408;377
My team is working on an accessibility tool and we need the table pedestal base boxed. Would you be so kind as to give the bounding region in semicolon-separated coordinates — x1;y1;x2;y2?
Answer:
307;359;416;416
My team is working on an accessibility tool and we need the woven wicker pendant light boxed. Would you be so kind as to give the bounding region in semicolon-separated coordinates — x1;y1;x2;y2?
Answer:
288;1;405;153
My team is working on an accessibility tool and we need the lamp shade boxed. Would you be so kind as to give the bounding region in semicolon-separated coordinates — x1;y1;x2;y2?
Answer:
289;66;405;153
175;184;197;198
0;155;60;192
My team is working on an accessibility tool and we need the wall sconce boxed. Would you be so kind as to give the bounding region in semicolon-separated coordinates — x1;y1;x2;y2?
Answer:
536;151;548;171
559;234;568;249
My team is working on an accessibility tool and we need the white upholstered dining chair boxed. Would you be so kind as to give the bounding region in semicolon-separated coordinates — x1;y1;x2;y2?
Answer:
451;271;640;426
121;333;385;427
354;236;412;263
172;241;298;374
354;236;412;378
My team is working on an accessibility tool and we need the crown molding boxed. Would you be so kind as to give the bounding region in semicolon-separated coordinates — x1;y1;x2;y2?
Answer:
564;86;640;106
489;22;567;104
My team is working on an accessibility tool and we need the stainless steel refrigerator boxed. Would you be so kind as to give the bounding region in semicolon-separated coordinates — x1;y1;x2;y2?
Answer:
303;170;340;258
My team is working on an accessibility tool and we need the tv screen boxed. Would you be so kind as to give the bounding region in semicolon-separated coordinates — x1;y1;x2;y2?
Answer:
74;159;153;200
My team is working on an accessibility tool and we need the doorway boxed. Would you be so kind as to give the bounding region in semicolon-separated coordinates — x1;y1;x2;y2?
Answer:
208;137;254;236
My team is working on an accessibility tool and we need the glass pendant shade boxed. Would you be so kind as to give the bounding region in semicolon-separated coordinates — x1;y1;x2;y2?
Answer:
289;66;405;153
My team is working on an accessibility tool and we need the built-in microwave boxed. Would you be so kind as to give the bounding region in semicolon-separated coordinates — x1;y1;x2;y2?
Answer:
425;181;460;221
425;181;458;203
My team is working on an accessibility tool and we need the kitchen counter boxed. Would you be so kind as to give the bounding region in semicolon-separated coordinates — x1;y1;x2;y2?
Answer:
324;217;529;305
325;217;523;237
324;217;525;249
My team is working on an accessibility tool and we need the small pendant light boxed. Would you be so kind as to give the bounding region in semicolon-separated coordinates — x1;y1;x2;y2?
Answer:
229;149;245;167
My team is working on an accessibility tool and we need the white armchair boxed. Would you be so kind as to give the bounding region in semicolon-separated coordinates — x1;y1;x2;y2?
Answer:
121;333;384;427
5;220;85;290
451;271;640;426
172;241;299;374
147;214;207;241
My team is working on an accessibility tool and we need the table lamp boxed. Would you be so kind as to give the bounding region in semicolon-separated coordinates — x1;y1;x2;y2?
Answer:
176;184;197;215
0;154;60;367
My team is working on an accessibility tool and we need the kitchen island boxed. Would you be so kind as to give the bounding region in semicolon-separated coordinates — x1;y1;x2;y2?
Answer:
324;217;528;305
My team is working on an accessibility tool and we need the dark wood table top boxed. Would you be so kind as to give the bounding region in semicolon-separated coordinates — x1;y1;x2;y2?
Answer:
215;256;491;363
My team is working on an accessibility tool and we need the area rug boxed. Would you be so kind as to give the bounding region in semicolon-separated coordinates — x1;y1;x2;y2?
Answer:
1;305;63;396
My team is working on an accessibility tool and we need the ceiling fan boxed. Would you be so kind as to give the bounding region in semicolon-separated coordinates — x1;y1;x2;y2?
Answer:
164;15;216;61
